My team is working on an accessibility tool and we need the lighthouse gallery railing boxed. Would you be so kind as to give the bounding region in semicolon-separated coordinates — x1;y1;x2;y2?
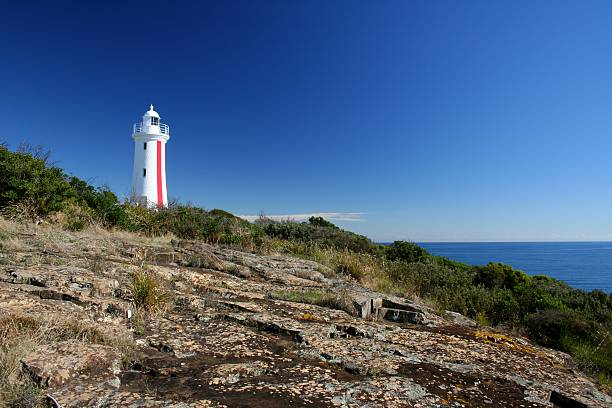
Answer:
133;122;170;136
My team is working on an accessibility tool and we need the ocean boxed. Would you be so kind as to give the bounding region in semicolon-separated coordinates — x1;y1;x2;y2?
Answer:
418;242;612;293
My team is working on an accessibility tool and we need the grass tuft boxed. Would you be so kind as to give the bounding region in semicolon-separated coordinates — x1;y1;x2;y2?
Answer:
0;314;132;407
131;270;170;313
269;289;356;316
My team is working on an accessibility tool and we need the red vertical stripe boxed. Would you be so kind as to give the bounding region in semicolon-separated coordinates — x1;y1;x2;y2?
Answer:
156;141;163;208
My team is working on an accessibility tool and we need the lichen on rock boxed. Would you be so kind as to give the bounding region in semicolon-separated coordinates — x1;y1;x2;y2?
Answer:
0;219;609;407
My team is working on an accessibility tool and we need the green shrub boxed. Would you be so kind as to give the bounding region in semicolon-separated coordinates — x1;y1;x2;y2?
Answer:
69;178;127;226
0;145;74;216
525;310;593;348
560;335;612;374
120;204;162;235
525;309;612;376
0;145;129;228
489;290;521;326
473;262;530;290
260;219;377;253
64;218;86;232
308;216;338;229
334;250;368;280
60;203;92;231
385;241;430;263
434;256;473;272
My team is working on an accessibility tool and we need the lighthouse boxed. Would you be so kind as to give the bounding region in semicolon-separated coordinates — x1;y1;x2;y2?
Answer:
131;105;170;208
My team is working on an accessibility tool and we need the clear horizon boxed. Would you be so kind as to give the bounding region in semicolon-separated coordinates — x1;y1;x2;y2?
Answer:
2;1;612;242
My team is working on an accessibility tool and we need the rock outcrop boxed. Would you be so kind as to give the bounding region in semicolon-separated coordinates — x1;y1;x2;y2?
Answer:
0;222;609;407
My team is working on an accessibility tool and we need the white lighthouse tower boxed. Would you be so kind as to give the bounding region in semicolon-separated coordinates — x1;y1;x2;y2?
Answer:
131;105;170;208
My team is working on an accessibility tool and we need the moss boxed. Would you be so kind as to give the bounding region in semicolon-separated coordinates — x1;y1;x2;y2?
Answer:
301;313;320;321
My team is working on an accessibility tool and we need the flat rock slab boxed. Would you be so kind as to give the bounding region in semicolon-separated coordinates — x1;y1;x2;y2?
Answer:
22;340;121;389
0;220;610;407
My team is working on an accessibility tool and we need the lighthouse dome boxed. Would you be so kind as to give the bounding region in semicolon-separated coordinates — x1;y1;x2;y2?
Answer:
133;104;169;138
143;104;160;118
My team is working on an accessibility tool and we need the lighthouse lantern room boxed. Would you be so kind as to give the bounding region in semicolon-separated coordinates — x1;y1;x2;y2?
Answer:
131;105;170;208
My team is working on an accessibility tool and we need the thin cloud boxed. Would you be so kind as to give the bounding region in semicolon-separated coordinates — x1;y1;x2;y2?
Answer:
239;212;366;222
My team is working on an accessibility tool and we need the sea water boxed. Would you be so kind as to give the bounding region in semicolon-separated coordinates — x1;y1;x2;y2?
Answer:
418;242;612;293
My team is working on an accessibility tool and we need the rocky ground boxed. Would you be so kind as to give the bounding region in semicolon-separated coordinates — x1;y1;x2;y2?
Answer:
0;220;610;407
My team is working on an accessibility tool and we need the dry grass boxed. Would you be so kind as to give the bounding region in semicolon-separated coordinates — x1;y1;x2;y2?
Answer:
0;313;132;407
87;225;175;248
269;288;357;316
272;242;441;306
131;270;171;314
1;214;174;255
276;242;408;295
0;218;16;236
0;235;31;255
0;218;32;254
0;216;177;275
0;198;40;223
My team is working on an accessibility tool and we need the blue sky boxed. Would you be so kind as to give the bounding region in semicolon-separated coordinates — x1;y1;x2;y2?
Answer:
1;1;612;242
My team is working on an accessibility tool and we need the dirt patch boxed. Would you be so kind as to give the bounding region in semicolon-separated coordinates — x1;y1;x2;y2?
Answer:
398;362;544;407
121;345;355;407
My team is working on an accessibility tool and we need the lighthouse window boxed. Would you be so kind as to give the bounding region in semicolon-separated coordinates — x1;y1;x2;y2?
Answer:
143;168;146;177
151;117;159;126
143;142;147;150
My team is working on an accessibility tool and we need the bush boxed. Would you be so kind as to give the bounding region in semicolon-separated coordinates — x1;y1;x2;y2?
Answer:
261;219;377;253
60;203;92;231
0;145;74;216
334;250;370;280
525;309;593;348
0;144;129;227
473;262;530;290
489;290;521;326
64;218;86;232
308;216;338;229
385;241;430;263
69;178;127;226
120;204;163;235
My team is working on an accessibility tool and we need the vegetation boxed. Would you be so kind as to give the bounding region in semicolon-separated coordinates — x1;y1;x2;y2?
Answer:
0;313;131;407
0;143;610;384
385;240;430;263
131;270;170;313
269;289;356;316
258;215;376;253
